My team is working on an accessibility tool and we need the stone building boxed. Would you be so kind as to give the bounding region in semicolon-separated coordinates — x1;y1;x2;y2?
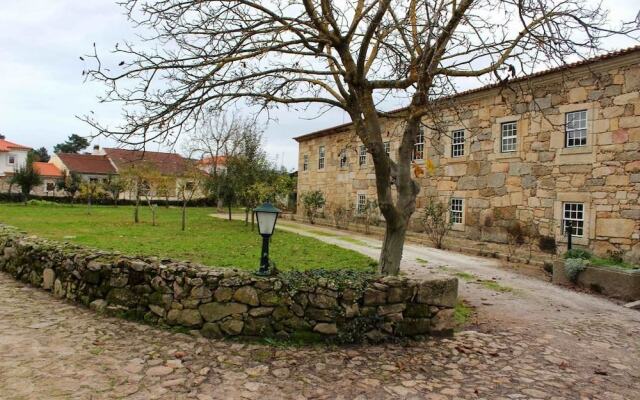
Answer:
294;47;640;258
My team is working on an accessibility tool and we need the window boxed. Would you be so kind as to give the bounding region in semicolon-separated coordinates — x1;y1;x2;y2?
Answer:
562;202;584;237
565;110;587;147
46;182;55;191
339;150;348;168
359;145;367;166
318;146;325;169
450;198;463;224
357;194;366;214
185;181;195;191
413;129;425;160
8;155;15;164
500;122;517;152
451;130;465;157
89;178;98;183
383;141;390;157
302;155;308;171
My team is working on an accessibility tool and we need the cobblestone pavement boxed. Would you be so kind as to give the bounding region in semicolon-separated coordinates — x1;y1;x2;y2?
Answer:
1;270;639;400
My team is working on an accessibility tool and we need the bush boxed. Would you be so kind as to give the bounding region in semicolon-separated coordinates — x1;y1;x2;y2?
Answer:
564;248;592;260
327;203;353;230
301;190;325;224
607;249;624;263
538;236;557;254
564;258;588;282
543;262;553;275
421;197;452;249
356;199;381;233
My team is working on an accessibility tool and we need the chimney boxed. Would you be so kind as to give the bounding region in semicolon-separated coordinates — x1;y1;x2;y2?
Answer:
0;134;5;140
92;145;105;156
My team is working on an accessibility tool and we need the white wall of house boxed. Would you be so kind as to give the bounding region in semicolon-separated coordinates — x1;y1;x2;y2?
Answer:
0;150;28;177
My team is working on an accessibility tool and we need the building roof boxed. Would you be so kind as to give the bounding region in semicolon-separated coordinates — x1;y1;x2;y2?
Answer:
294;45;640;142
0;139;31;152
104;148;188;175
199;156;227;166
33;162;63;178
56;153;117;175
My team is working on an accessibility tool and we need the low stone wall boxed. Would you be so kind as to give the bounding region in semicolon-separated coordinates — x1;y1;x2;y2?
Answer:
552;260;640;302
0;225;458;343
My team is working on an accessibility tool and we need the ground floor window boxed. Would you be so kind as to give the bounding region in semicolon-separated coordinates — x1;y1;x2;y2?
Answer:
46;182;55;191
339;150;348;168
383;141;390;156
562;202;584;237
302;154;308;171
357;194;367;213
450;198;463;224
500;121;517;152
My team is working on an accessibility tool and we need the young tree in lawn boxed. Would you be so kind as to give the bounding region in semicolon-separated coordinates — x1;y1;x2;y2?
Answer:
10;162;42;204
176;162;205;231
53;134;90;154
79;180;102;214
82;0;638;275
102;175;126;206
56;171;82;205
120;164;158;224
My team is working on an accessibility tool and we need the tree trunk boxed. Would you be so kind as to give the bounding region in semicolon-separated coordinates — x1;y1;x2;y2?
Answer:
378;222;407;275
245;208;249;226
181;202;187;231
151;205;156;226
87;196;92;214
251;210;255;231
227;204;232;221
134;193;140;223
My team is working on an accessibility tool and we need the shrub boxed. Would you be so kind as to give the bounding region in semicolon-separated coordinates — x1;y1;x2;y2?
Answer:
607;249;624;263
538;236;557;254
564;258;588;282
564;248;592;260
543;262;553;275
356;199;381;233
328;203;353;230
421;197;452;249
301;190;325;224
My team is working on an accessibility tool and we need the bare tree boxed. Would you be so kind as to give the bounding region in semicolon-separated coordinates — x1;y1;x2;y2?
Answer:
82;0;637;275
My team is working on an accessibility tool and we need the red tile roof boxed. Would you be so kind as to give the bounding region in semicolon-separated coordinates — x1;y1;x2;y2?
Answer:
199;156;227;166
0;139;31;152
104;148;188;175
294;45;640;142
56;153;116;175
33;162;63;178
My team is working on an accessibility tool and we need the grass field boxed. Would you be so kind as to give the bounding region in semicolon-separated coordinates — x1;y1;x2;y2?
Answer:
0;203;376;271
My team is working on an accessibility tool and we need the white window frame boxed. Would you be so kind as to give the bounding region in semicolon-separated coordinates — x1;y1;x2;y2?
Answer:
451;130;465;158
318;146;325;170
450;198;464;225
562;202;585;237
302;154;308;171
358;145;367;166
339;150;348;168
412;129;425;161
383;141;390;157
357;194;367;214
565;110;588;148
500;121;518;153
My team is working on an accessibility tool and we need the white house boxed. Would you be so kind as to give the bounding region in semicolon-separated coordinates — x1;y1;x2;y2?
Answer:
0;135;30;177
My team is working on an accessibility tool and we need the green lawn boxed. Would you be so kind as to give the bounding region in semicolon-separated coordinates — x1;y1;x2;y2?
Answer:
0;203;376;272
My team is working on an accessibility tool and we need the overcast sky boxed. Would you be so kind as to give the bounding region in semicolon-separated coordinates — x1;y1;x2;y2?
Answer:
0;0;637;170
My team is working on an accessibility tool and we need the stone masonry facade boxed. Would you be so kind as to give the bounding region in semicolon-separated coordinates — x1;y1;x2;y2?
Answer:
295;48;640;259
0;225;457;343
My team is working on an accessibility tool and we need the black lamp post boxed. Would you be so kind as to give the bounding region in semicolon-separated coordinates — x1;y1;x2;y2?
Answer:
254;202;281;276
565;220;573;251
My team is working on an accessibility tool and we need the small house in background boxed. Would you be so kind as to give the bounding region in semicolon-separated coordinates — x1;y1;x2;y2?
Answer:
31;162;63;197
50;151;117;183
0;135;31;194
198;155;227;175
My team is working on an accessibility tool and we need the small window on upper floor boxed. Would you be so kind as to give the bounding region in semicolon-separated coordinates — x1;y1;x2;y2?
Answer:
302;154;309;171
359;145;367;166
565;110;587;148
383;141;390;157
8;155;16;165
500;122;517;153
318;146;325;170
412;129;425;161
339;150;348;168
451;130;465;157
357;194;366;214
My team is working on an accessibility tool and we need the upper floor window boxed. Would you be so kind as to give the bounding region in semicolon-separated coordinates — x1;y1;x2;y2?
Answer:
339;150;348;168
565;110;587;147
357;194;367;214
501;122;517;153
383;141;390;157
450;198;464;224
8;155;16;165
412;129;425;160
359;145;367;166
562;202;584;237
302;154;308;171
451;130;465;157
318;146;325;169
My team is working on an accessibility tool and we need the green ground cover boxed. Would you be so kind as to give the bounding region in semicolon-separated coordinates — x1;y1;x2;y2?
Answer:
0;203;375;271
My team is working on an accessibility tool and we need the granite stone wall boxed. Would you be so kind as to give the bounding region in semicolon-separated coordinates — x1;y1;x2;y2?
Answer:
0;225;457;343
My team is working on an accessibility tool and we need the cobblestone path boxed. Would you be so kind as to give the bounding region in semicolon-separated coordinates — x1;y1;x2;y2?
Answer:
1;271;639;399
